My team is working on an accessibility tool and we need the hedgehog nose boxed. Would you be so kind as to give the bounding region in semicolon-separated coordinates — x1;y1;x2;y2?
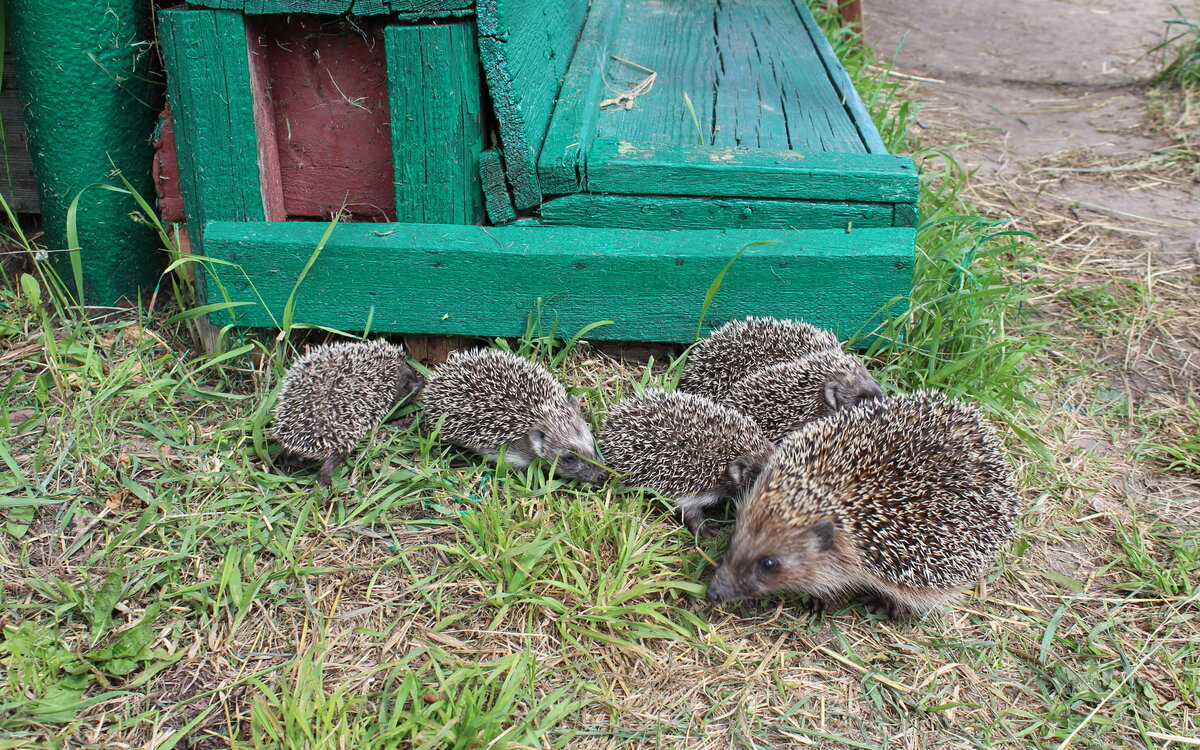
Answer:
706;582;728;605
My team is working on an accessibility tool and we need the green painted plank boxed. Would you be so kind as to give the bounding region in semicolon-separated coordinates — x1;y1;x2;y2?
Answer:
158;9;265;233
479;150;516;224
893;203;919;228
585;139;918;203
537;0;624;194
200;221;913;342
185;0;472;13
386;23;485;224
476;0;589;209
589;0;865;154
539;194;896;230
795;0;889;154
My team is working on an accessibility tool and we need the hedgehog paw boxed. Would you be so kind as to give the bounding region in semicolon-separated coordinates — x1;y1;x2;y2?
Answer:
802;596;829;615
855;592;900;620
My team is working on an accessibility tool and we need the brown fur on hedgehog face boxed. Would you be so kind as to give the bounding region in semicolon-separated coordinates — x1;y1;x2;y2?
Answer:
510;395;609;483
706;467;857;605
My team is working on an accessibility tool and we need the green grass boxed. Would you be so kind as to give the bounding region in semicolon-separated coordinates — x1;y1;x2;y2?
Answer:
2;7;1198;750
1152;5;1200;92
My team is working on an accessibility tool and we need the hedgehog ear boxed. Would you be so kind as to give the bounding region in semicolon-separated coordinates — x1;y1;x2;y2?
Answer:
726;457;756;487
812;518;837;552
528;426;548;454
823;381;844;409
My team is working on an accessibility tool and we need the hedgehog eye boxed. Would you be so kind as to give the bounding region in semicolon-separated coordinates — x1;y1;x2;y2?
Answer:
758;557;779;573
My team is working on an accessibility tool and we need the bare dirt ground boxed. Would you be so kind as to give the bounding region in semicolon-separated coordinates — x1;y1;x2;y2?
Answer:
869;0;1200;523
869;0;1199;255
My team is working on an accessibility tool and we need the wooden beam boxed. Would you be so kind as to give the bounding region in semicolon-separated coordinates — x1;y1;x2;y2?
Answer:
386;22;486;224
584;140;918;203
839;1;864;34
539;194;901;230
199;221;914;343
158;9;266;231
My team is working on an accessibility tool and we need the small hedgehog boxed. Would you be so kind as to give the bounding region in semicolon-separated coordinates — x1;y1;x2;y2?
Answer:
706;392;1018;618
272;340;423;486
599;390;776;537
422;348;607;483
678;317;840;401
721;350;884;441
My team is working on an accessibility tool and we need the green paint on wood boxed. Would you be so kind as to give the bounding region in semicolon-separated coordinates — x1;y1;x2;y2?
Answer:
159;9;266;234
537;0;623;194
539;194;899;230
795;0;888;154
386;23;485;224
8;0;162;304
476;0;589;209
200;221;914;342
584;140;918;203
185;0;472;14
893;203;919;228
480;150;516;224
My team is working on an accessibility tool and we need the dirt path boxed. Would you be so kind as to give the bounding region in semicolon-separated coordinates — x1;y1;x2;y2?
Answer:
868;0;1199;256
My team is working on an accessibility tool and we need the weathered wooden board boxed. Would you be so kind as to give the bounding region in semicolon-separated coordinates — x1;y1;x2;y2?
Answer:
185;0;472;15
536;0;623;195
200;221;914;342
0;50;39;213
158;9;266;232
252;16;394;221
476;0;589;209
386;22;484;224
479;150;516;224
539;194;897;230
152;107;185;223
584;140;917;203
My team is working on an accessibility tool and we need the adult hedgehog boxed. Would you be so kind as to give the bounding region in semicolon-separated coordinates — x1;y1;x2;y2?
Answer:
706;392;1018;618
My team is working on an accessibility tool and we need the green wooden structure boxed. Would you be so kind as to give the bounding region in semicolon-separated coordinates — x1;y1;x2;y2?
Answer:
157;0;916;342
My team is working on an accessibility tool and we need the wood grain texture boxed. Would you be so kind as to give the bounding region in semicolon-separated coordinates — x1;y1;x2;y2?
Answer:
536;0;624;194
158;9;265;232
590;0;865;153
0;51;39;213
794;0;887;154
539;193;896;230
152;107;184;223
255;16;394;221
200;220;914;342
585;139;917;202
476;0;589;209
386;22;485;224
184;0;472;14
479;149;516;224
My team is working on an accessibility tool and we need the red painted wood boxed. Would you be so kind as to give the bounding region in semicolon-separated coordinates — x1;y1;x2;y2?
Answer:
153;106;185;224
247;29;286;222
251;16;395;221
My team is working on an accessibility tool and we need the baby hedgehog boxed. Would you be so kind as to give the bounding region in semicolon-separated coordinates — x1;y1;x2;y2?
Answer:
272;340;423;486
599;390;776;537
678;316;840;401
706;392;1018;618
422;348;607;483
721;350;884;441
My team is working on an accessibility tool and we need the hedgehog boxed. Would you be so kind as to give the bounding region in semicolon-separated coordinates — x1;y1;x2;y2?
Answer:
720;350;885;441
678;317;840;401
272;340;424;486
706;392;1018;618
599;390;776;537
422;348;607;483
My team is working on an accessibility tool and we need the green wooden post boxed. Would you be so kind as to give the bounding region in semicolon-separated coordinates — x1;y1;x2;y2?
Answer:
386;22;485;224
157;9;269;233
7;0;162;304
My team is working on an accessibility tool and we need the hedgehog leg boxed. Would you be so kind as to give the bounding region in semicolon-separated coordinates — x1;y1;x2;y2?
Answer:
855;591;901;620
680;506;721;538
316;453;346;487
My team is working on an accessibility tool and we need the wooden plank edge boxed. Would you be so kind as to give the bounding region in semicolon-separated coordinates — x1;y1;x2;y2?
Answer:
476;35;542;209
198;220;915;343
480;150;517;223
586;140;919;203
536;0;624;195
794;0;889;155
